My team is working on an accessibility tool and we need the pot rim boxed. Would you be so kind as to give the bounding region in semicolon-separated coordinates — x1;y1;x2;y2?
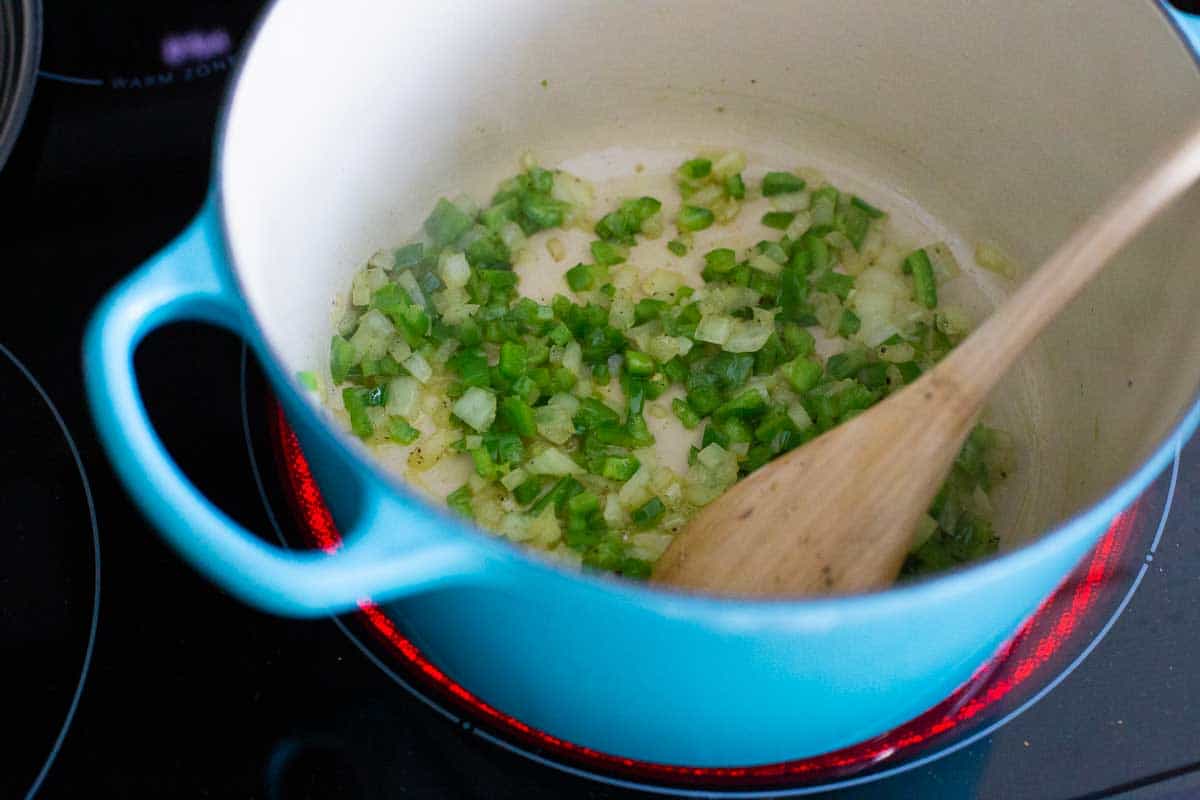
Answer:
211;0;1200;619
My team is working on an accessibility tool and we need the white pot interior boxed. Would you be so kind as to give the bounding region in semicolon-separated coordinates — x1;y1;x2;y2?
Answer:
221;0;1200;558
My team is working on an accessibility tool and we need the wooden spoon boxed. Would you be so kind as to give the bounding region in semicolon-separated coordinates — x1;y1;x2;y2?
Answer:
652;121;1200;598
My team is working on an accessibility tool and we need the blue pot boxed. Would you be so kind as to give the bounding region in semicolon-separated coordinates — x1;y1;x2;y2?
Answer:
84;0;1200;767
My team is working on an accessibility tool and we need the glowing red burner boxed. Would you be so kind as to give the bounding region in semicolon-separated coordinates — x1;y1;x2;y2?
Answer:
270;401;1137;789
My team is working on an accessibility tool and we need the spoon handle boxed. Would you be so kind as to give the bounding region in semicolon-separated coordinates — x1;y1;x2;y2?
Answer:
938;121;1200;405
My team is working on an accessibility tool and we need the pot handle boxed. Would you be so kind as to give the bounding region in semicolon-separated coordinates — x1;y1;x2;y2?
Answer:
1166;2;1200;52
83;201;484;617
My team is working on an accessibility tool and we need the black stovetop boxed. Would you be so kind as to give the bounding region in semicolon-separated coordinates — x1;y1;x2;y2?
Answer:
3;4;1199;798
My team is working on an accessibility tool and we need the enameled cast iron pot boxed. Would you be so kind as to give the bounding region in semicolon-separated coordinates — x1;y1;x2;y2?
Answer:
84;0;1200;767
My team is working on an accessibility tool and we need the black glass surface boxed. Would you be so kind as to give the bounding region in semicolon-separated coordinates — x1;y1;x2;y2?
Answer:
3;3;1199;797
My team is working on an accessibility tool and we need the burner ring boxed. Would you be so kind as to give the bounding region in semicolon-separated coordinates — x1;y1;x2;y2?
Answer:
0;343;101;800
238;347;1176;794
0;0;40;170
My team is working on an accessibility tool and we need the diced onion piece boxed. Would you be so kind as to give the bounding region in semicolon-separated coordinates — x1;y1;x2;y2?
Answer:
527;447;583;476
698;286;760;315
500;468;528;491
712;197;741;224
935;305;972;337
388;338;413;364
499;221;527;254
432;338;460;364
530;506;562;547
396;270;428;309
646;334;686;363
561;341;583;374
626;320;661;353
785;211;813;239
439;252;470;288
724;309;775;353
685;443;738;505
609;293;635;331
385;376;421;417
432;286;479;325
603;495;628;528
811;292;844;337
452;386;496;432
351;267;389;307
535;401;575;445
688;184;724;207
771;192;811;213
551;171;595;221
348;308;394;361
912;514;938;549
643;268;685;297
975;240;1018;278
630;532;674;561
407;429;452;472
641;214;665;239
787;402;813;431
500;512;533;542
610;264;639;291
546;237;566;261
926;241;961;282
368;249;395;269
711;150;746;180
694;314;733;346
402;351;433;383
618;464;654;510
747;253;783;275
878;341;916;363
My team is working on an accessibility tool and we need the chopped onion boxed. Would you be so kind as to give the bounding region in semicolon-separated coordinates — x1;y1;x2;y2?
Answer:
688;184;724;207
348;309;394;361
530;507;562;547
926;241;961;282
787;402;813;431
771;192;811;213
562;341;583;374
694;314;733;346
643;268;685;298
439;252;470;288
935;305;972;337
527;446;583;476
711;150;747;180
723;310;775;353
911;514;938;549
785;211;813;239
500;468;528;491
609;293;635;331
499;513;533;542
551;171;595;220
535;398;576;444
402;351;433;383
395;270;428;308
452;386;496;432
878;341;916;363
747;253;783;275
385;376;421;417
351;267;389;307
630;532;674;561
368;249;395;270
618;464;654;510
975;240;1018;278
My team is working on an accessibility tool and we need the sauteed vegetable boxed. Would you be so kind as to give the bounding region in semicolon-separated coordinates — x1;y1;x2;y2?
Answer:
318;153;1014;581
